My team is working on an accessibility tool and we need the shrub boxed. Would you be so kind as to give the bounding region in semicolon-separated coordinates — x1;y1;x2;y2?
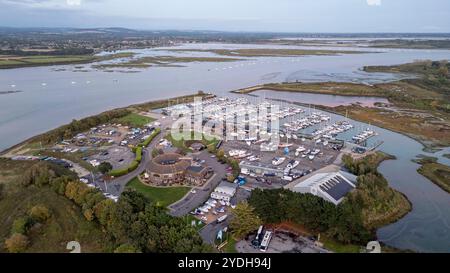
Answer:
135;147;143;162
29;205;51;222
114;243;140;253
5;233;29;253
11;216;34;235
128;160;139;172
138;128;161;147
109;168;129;177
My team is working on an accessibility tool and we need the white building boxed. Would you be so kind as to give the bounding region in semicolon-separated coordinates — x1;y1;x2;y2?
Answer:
290;169;357;205
211;181;238;202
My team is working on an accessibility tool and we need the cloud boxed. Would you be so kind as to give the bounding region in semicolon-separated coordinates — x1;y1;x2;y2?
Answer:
66;0;81;6
366;0;381;6
0;0;85;9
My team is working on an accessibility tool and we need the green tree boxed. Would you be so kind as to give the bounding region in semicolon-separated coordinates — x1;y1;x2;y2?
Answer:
20;163;56;187
97;162;113;174
5;233;29;253
226;174;235;182
93;199;115;226
216;149;225;162
83;209;94;221
230;202;262;239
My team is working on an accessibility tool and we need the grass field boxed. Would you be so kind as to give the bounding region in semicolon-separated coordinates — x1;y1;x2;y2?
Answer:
0;159;109;253
166;131;220;153
114;113;155;128
321;236;361;253
418;162;450;194
0;55;95;68
235;82;388;97
0;52;135;69
0;187;109;253
125;177;190;207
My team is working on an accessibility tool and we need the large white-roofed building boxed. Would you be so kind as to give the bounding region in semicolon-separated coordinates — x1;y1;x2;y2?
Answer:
211;181;238;202
286;165;357;205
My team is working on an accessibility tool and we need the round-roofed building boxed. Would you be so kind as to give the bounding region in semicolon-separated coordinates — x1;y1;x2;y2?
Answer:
146;153;192;186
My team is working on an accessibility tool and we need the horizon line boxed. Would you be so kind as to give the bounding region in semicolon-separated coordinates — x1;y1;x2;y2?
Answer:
1;26;450;35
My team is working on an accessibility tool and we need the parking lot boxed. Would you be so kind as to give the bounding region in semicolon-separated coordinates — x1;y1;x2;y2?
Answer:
88;145;135;169
221;137;341;186
236;230;330;253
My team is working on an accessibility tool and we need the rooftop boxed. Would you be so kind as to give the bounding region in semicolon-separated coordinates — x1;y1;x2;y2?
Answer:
147;153;191;174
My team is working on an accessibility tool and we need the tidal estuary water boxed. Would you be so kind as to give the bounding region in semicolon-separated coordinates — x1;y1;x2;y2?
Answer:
0;42;449;252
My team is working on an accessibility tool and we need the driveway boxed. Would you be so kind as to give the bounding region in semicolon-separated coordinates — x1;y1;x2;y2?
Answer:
169;150;228;217
198;187;251;244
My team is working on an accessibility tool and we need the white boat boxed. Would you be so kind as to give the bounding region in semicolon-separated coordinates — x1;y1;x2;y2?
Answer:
287;160;299;169
278;143;293;148
272;157;286;166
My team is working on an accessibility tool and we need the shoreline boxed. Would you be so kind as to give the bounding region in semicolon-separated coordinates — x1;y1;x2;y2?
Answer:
231;83;388;98
0;92;214;156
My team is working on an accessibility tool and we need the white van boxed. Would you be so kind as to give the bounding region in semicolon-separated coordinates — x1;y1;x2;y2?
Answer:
282;175;293;182
241;168;250;175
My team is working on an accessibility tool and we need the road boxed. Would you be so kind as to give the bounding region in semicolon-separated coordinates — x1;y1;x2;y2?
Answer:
97;129;166;196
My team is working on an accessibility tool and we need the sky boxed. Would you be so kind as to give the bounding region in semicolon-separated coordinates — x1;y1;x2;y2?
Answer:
0;0;449;33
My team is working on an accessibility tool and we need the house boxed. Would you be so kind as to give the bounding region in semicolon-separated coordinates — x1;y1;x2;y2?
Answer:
211;181;238;202
185;165;213;185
